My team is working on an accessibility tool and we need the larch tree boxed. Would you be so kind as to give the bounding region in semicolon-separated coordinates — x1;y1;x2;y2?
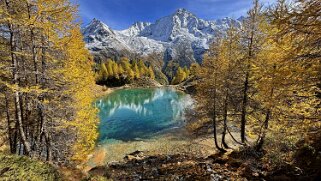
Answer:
112;61;120;79
255;0;321;150
189;63;201;78
60;28;98;161
218;25;244;148
132;61;140;79
106;60;114;78
239;0;266;143
0;0;98;163
171;67;187;85
196;37;228;152
148;66;156;80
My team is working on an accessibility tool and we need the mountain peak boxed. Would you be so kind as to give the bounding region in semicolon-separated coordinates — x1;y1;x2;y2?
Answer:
121;21;152;36
83;18;114;37
174;8;193;16
176;8;187;13
237;16;246;22
89;18;103;25
83;11;242;64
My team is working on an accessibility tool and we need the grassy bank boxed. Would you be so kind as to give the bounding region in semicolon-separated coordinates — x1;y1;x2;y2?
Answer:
0;153;60;181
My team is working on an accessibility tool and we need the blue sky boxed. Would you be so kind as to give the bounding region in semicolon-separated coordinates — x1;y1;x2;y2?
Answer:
73;0;277;30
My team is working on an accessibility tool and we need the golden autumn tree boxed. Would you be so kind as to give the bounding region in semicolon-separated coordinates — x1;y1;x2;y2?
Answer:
132;61;140;79
195;25;244;151
252;0;321;152
148;66;156;80
0;0;98;163
60;28;98;161
112;61;120;79
217;25;244;148
138;59;147;77
120;57;135;80
238;0;268;143
196;39;227;152
190;63;201;77
251;16;293;149
172;67;187;85
106;60;114;78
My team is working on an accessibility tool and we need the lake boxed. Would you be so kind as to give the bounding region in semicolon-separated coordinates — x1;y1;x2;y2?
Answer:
96;87;194;144
87;88;217;168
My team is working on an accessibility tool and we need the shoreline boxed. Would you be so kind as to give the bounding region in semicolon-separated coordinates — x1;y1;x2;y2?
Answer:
93;83;185;99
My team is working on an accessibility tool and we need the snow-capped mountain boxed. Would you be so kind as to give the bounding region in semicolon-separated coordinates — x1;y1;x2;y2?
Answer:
83;8;241;66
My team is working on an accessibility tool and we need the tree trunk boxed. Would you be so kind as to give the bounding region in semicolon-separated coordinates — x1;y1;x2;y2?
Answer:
32;30;39;84
240;72;249;143
213;77;226;152
5;0;32;156
241;1;257;143
256;109;270;151
13;118;18;154
41;35;47;84
27;2;39;84
222;90;229;149
44;131;52;162
40;32;51;162
4;92;14;153
256;66;275;151
15;92;31;155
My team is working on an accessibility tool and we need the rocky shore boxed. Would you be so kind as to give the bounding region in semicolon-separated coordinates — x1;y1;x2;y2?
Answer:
88;151;240;180
88;148;321;181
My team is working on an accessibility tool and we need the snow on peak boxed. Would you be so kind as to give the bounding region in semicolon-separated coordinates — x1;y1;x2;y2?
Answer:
120;22;152;37
133;22;152;30
83;18;114;37
141;8;203;42
82;9;242;64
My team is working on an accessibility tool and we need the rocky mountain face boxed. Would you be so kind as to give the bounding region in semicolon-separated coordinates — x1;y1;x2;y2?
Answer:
83;8;241;66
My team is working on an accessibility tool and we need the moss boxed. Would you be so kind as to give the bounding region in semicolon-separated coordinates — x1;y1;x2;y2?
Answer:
0;153;60;181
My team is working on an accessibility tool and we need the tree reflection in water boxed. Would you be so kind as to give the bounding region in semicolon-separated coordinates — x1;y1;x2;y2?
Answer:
96;88;193;142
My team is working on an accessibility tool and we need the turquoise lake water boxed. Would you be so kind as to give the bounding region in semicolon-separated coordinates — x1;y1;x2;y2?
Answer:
96;88;193;143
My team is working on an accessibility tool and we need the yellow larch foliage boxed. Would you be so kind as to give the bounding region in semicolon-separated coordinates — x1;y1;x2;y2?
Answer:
61;28;98;162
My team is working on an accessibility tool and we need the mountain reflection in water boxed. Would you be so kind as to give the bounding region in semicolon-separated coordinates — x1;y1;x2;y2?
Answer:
96;88;193;142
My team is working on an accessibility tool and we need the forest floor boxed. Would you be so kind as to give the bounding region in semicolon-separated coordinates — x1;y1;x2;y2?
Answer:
84;116;321;181
84;127;262;180
87;146;321;181
86;131;321;181
0;124;320;180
